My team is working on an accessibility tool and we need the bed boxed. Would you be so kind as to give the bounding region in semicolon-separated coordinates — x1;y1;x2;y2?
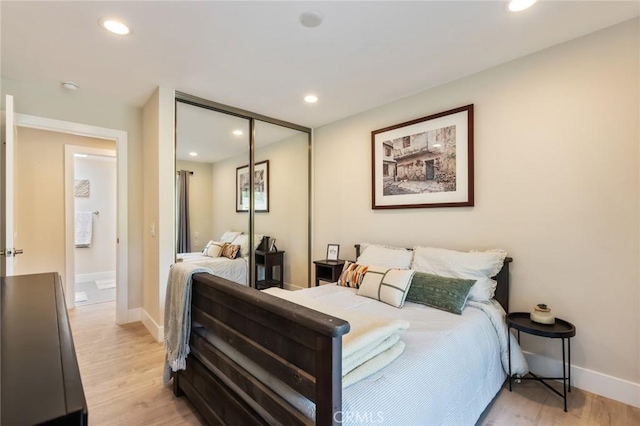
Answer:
177;252;249;285
171;245;517;425
176;234;267;286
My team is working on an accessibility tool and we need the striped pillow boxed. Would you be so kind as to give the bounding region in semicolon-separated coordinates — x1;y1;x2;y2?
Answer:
338;261;369;288
220;244;241;259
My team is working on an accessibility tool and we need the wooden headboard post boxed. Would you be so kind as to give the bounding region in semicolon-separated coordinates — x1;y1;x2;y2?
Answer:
354;244;512;312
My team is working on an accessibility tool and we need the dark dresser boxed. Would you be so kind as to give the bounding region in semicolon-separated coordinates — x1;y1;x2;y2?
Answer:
1;273;88;425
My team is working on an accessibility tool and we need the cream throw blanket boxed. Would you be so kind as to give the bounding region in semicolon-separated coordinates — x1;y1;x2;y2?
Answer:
163;262;213;384
263;287;409;387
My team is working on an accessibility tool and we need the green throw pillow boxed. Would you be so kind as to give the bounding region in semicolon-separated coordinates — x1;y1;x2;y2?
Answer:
406;272;476;315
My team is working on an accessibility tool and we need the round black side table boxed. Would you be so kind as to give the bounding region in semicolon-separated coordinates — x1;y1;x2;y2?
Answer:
507;312;576;412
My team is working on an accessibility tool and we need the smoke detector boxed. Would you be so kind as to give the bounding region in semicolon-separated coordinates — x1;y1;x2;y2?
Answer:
61;81;79;91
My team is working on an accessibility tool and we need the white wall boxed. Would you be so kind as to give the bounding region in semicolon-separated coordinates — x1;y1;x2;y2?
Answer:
176;160;213;252
210;133;309;287
74;155;117;279
142;86;174;341
1;78;143;308
314;19;639;404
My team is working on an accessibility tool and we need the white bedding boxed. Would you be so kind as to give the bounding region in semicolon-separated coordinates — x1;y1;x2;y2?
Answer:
195;284;528;425
177;252;248;285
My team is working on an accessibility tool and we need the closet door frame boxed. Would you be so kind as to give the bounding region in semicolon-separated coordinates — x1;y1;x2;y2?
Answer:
174;92;312;288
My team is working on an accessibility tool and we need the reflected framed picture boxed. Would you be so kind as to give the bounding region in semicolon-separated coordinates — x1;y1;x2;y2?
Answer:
326;244;340;261
371;104;474;209
236;160;269;212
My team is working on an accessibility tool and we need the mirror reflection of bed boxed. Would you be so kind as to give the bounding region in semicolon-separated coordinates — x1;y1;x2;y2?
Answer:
174;100;310;288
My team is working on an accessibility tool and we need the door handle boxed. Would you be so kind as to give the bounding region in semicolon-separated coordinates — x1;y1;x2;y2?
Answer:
14;249;23;255
1;249;13;257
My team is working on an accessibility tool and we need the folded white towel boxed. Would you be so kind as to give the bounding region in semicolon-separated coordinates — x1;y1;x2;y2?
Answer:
263;287;409;384
75;211;92;247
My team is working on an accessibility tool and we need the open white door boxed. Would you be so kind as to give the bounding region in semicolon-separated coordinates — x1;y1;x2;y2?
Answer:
1;94;20;276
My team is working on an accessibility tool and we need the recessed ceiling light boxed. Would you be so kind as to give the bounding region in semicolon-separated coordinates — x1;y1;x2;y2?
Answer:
299;11;324;28
304;95;318;103
61;81;79;91
99;18;132;35
508;0;537;12
189;152;198;157
232;129;244;136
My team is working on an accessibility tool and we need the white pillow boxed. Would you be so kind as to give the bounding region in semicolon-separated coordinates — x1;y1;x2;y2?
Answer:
220;231;242;243
201;240;214;254
205;241;226;258
411;246;506;301
357;244;413;270
231;234;265;257
357;266;415;308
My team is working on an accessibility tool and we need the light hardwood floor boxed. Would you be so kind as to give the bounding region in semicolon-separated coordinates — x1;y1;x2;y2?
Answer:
69;301;639;425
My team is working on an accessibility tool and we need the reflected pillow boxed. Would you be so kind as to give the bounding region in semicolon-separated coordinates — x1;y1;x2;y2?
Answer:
406;272;475;315
220;231;242;243
202;240;214;254
220;244;241;259
205;241;225;258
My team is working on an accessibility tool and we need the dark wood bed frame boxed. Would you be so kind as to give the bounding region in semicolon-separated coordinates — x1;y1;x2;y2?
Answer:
172;246;512;425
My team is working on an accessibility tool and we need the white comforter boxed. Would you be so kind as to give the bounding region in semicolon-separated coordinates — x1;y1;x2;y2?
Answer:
287;285;527;425
196;284;528;425
177;252;248;285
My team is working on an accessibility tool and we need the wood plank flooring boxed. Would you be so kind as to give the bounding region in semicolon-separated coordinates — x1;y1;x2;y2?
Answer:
68;301;639;425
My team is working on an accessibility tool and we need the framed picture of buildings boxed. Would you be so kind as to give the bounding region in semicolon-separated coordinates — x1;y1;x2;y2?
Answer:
371;104;474;209
236;160;269;212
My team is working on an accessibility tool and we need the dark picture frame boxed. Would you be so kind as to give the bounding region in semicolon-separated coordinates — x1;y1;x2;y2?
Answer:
371;104;474;209
326;244;340;261
236;160;269;212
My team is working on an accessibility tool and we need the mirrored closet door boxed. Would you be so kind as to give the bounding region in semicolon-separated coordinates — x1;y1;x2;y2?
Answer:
174;93;311;289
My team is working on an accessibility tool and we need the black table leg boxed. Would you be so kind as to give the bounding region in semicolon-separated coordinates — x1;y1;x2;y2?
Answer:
562;337;567;412
568;337;571;393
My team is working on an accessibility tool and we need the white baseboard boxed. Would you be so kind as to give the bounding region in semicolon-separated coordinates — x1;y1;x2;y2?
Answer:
76;270;115;283
141;309;164;343
524;351;640;408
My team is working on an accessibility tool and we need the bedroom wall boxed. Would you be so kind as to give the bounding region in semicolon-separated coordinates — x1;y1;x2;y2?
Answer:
176;160;214;252
313;18;639;406
210;133;308;287
0;78;144;310
13;128;115;287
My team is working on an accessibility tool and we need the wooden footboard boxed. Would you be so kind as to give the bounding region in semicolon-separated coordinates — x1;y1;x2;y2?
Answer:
173;273;350;425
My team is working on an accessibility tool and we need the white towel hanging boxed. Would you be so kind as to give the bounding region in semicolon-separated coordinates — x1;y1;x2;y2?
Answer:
75;211;93;248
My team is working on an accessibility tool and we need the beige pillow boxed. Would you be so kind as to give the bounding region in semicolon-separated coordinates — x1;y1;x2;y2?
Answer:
205;241;225;258
357;266;415;308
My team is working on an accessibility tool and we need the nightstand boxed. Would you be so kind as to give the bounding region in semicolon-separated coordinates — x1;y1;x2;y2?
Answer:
507;312;576;412
255;250;285;290
313;259;347;286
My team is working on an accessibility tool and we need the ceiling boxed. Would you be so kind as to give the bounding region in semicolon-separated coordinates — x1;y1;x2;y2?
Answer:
175;101;303;163
2;1;638;128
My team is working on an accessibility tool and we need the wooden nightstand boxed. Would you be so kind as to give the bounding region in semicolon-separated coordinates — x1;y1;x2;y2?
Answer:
313;259;347;286
507;312;576;412
255;250;285;290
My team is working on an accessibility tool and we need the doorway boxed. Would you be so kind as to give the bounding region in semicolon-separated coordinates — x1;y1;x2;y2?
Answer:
69;147;117;307
10;112;129;323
